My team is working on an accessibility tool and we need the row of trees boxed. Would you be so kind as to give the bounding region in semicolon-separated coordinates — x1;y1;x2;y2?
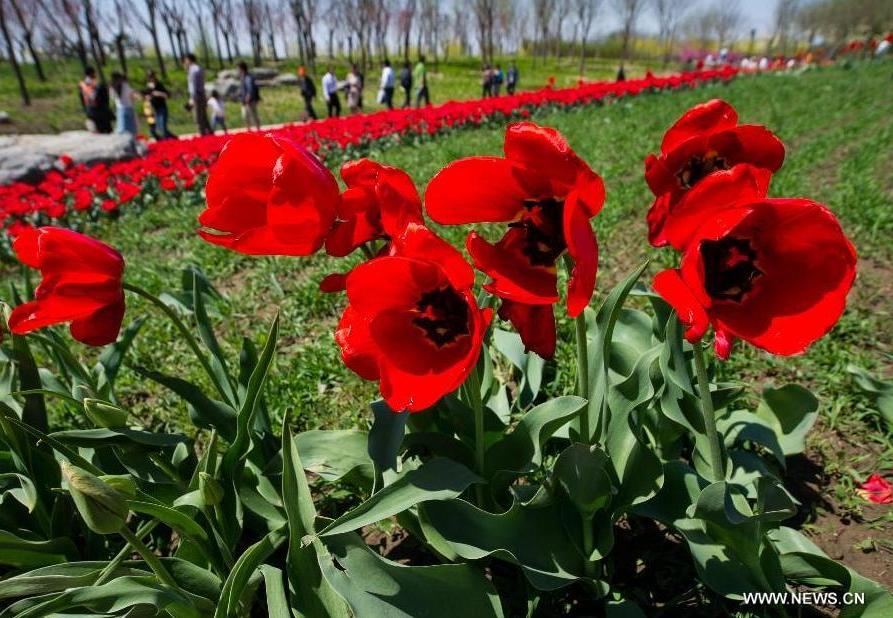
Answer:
1;0;892;107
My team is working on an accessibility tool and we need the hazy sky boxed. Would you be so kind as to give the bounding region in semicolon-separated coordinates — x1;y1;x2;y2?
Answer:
599;0;778;37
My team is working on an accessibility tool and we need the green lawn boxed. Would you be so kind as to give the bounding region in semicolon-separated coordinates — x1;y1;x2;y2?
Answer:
0;55;643;136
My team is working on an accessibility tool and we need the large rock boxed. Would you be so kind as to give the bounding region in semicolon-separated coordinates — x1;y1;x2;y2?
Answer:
0;131;147;185
214;77;242;101
273;73;299;86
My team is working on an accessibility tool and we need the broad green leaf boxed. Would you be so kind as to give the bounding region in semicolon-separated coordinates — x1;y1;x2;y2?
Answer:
319;532;504;617
295;429;374;484
0;531;77;570
215;527;286;618
7;574;209;618
96;317;145;398
586;261;649;442
48;427;186;449
0;473;38;512
755;385;819;456
320;458;481;536
492;329;544;406
11;334;47;432
485;396;586;480
192;271;236;406
847;364;893;429
282;418;349;617
259;565;290;618
719;410;786;468
128;501;208;541
422;495;604;591
552;444;614;519
368;399;408;473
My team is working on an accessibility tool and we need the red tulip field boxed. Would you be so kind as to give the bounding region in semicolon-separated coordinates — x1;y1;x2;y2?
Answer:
0;61;891;617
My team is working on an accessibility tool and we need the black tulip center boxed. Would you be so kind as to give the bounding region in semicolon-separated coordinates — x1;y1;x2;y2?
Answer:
414;287;470;347
701;237;763;302
509;198;566;267
677;151;729;189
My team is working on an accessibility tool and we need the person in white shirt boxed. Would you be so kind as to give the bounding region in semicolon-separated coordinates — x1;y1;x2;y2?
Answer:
110;72;138;135
207;90;227;134
379;60;395;109
184;53;211;135
321;66;341;118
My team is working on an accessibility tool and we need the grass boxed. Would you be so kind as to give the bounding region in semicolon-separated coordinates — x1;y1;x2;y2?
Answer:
0;54;643;136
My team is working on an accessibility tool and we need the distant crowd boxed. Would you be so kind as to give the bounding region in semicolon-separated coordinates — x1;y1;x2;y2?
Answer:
77;53;475;140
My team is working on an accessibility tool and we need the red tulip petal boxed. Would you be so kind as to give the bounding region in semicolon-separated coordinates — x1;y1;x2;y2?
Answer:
69;296;125;346
335;306;380;381
424;157;527;224
564;192;599;318
661;99;738;153
503;121;586;194
498;300;556;359
653;269;709;344
393;223;475;291
346;256;443;314
467;231;559;305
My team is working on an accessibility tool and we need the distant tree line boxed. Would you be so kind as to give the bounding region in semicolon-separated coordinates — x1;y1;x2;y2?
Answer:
0;0;891;106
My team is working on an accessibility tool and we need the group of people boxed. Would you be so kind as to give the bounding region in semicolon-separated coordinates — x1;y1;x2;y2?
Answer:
78;53;514;138
302;56;431;119
480;63;519;97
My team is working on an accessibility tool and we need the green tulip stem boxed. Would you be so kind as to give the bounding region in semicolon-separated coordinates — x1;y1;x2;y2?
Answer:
692;341;725;482
118;524;180;590
94;520;159;586
465;363;487;508
574;311;590;443
122;282;230;404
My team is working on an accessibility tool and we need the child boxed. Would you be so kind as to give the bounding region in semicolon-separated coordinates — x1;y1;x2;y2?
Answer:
207;90;227;134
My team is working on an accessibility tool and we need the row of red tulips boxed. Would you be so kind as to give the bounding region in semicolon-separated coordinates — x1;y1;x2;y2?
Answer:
0;67;737;241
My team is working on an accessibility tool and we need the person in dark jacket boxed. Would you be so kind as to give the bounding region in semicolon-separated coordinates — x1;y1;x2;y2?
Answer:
238;61;261;130
506;62;519;95
144;70;175;139
298;66;317;120
78;66;113;134
399;61;412;108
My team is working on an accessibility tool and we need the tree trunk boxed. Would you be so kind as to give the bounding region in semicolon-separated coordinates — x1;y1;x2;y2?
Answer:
0;1;29;105
116;34;128;74
579;34;586;75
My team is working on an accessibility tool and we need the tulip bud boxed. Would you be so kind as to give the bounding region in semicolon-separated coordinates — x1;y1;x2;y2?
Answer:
83;399;128;428
199;472;224;506
61;461;130;534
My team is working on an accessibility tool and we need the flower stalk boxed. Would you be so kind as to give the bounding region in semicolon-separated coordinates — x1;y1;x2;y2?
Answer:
465;361;487;508
692;341;725;482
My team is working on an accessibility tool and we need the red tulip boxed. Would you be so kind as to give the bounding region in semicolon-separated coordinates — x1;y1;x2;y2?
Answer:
653;198;856;359
425;121;604;358
645;99;785;247
660;164;771;251
8;227;125;346
198;133;338;255
335;223;492;412
857;474;893;505
325;158;423;257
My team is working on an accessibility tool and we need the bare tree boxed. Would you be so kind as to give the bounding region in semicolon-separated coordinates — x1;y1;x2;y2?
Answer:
136;0;167;77
575;0;599;73
396;0;415;62
42;0;90;73
452;2;469;56
711;0;742;50
532;0;556;64
652;0;691;66
111;0;131;74
8;0;45;80
768;0;799;55
473;0;496;63
242;0;263;65
612;0;644;61
83;0;107;70
553;0;571;63
0;0;29;104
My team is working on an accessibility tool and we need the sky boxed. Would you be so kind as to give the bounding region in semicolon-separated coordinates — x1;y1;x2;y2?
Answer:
597;0;778;38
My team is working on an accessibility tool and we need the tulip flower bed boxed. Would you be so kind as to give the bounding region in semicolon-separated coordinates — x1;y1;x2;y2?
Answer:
0;62;891;616
0;67;738;252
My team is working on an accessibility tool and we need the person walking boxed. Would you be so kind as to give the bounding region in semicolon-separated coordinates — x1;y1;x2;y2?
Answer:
110;72;138;135
237;61;261;130
207;90;227;134
78;66;113;134
145;70;175;140
414;55;430;107
399;61;412;108
492;64;504;96
184;53;212;135
322;66;341;118
298;66;317;120
480;64;492;98
379;60;395;110
346;64;362;114
506;62;519;95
